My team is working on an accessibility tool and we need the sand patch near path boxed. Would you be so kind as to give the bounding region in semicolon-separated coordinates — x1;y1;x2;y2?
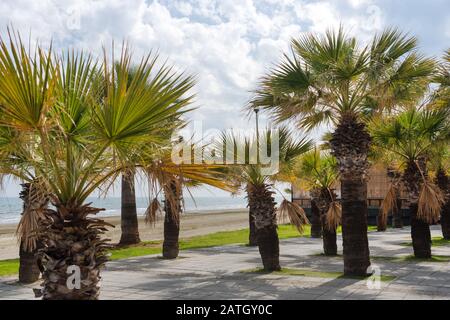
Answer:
0;209;249;260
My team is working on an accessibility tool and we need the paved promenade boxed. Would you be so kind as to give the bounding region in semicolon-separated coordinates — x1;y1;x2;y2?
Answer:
1;226;449;300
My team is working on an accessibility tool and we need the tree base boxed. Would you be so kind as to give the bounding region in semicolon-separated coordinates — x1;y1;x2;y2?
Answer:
257;226;281;272
162;245;179;259
119;234;141;246
441;202;450;240
35;205;110;300
19;246;40;284
341;179;371;277
322;230;338;256
411;216;432;259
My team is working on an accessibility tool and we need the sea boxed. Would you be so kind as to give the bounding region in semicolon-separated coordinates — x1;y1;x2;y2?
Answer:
0;195;286;224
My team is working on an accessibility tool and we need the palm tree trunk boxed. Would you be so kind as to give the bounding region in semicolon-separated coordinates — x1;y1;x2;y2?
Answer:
18;182;48;284
257;226;280;271
119;172;140;245
313;188;338;256
322;229;337;256
377;208;387;232
320;214;337;256
19;242;41;283
340;178;371;275
162;182;181;259
248;183;280;271
392;197;403;228
410;203;432;258
330;114;371;276
403;160;432;258
436;169;450;239
35;204;110;300
248;207;258;246
310;200;322;238
441;202;450;240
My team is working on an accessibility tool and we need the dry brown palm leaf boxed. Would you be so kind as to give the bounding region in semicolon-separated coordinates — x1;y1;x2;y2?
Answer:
417;180;445;224
16;181;50;251
16;207;47;252
144;198;162;227
278;199;310;234
325;201;342;231
379;183;398;226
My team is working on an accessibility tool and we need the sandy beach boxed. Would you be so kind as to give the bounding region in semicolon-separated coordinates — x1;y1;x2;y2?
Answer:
0;209;249;260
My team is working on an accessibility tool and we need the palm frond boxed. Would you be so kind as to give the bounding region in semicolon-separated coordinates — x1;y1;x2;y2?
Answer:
325;201;342;231
417;179;445;224
278;199;310;233
144;198;162;227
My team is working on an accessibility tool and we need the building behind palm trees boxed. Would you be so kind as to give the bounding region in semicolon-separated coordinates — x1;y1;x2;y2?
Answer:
292;166;411;225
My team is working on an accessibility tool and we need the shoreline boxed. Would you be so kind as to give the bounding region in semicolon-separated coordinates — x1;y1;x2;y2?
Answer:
0;208;250;260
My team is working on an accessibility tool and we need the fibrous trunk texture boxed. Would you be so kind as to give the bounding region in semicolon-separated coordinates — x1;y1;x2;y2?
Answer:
35;203;111;300
18;182;48;284
410;203;432;258
377;209;387;232
310;200;322;238
330;113;371;276
436;169;450;239
392;197;403;228
248;205;258;246
403;160;431;258
387;169;403;228
163;182;181;259
19;242;41;284
312;188;338;256
247;183;280;271
119;172;141;245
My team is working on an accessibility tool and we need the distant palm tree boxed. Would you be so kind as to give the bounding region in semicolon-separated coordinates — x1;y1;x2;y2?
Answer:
0;31;195;299
143;140;235;259
250;27;435;275
0;125;49;283
220;127;312;271
117;67;182;247
385;168;404;229
295;148;340;255
371;108;449;258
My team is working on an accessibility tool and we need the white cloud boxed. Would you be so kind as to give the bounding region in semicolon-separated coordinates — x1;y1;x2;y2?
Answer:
347;0;372;8
174;1;193;16
0;0;447;196
0;0;442;129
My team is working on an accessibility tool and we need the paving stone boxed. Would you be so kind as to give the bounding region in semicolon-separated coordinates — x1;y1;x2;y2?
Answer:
0;225;447;300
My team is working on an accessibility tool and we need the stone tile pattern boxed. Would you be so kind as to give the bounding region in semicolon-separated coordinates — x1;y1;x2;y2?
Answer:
0;226;449;300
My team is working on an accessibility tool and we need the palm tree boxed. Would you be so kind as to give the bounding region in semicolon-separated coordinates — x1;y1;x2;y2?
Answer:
371;108;449;258
221;127;312;271
249;27;435;275
0;31;195;299
143;139;235;259
0;125;50;283
117;66;179;246
294;148;340;255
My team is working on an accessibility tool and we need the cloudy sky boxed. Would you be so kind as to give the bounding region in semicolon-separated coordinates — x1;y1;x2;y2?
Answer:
0;0;449;197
